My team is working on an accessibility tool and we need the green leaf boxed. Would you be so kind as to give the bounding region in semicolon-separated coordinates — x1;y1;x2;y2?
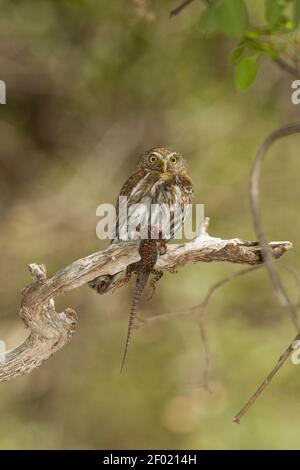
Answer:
264;0;282;27
199;2;218;33
217;0;248;39
295;0;300;24
262;44;280;59
245;30;260;39
234;54;259;90
230;45;245;64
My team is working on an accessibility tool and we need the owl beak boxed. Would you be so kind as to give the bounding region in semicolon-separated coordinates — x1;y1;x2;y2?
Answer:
162;160;168;173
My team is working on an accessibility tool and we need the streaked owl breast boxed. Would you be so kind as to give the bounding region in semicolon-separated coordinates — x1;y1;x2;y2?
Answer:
115;171;193;241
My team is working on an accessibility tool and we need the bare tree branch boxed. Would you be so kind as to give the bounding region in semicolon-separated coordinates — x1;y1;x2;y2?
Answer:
233;332;300;424
143;265;262;325
232;122;300;422
0;221;291;383
250;123;300;330
283;263;300;307
273;57;300;78
170;0;196;18
142;264;263;389
169;0;211;18
0;264;77;383
143;262;300;391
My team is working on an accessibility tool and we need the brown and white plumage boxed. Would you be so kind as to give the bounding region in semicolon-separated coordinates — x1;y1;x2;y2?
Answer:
90;147;193;294
89;147;193;370
115;147;193;241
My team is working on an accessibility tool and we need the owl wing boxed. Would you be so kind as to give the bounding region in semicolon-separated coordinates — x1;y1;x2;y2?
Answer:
114;170;164;241
172;175;194;239
153;174;194;239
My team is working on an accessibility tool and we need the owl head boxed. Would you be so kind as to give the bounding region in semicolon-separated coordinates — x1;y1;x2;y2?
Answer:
138;147;187;174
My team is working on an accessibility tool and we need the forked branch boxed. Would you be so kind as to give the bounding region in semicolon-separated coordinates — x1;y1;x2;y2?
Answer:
0;220;291;383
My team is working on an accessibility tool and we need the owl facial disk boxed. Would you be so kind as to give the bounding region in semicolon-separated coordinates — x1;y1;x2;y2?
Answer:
138;147;187;174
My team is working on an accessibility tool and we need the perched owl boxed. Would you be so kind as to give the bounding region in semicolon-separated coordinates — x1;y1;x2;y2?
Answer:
114;146;193;241
90;146;193;291
91;147;193;290
89;147;193;370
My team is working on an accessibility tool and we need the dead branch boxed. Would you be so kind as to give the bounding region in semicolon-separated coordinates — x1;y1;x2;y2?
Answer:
232;122;300;422
273;57;299;78
142;265;262;325
0;219;292;383
143;262;300;391
250;123;300;331
233;332;300;424
170;0;196;18
170;0;210;18
142;264;263;389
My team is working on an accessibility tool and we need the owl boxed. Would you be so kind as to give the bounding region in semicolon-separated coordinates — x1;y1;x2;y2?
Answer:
89;146;193;293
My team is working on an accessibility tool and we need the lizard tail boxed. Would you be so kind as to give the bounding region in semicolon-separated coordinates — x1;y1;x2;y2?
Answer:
120;270;149;373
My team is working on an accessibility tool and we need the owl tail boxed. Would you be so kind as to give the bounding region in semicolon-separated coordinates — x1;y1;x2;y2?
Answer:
120;270;149;373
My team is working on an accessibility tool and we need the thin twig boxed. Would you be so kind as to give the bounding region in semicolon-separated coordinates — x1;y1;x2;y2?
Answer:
233;123;300;422
196;266;263;388
143;265;262;325
170;0;196;18
273;57;299;78
233;332;300;424
282;263;300;307
250;123;300;330
197;317;211;390
143;265;263;388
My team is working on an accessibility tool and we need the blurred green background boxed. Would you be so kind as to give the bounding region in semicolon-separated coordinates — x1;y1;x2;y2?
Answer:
0;0;300;450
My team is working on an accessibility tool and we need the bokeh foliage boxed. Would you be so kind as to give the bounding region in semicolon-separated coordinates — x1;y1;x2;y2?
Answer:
199;0;300;89
0;0;299;450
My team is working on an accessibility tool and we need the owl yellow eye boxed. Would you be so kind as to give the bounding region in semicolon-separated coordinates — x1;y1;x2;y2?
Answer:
149;154;157;164
170;155;177;164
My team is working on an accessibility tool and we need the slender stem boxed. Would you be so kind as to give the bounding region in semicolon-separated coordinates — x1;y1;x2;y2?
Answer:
170;0;196;18
232;123;300;423
250;123;300;330
233;333;300;424
274;57;299;78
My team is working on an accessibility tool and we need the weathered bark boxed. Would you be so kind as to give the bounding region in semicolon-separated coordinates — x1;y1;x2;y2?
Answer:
0;221;292;382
